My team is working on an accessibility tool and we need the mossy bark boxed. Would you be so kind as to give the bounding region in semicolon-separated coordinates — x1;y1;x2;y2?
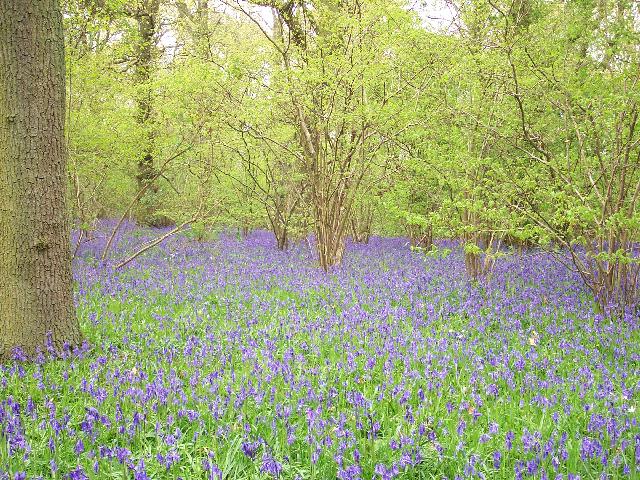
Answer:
134;0;164;226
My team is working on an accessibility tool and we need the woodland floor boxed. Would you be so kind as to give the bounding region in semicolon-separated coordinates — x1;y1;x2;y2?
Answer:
1;223;639;479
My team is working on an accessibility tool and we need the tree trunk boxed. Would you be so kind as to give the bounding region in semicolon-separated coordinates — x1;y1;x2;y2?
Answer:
315;205;346;271
276;229;288;250
267;205;290;251
407;223;432;249
419;225;433;250
134;0;162;225
464;249;482;282
350;205;372;244
0;0;82;361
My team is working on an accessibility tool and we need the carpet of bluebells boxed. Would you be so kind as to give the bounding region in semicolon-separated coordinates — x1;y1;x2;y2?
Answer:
1;223;640;480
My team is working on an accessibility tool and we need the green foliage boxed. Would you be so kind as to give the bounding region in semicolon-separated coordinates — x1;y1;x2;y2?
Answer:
61;0;640;303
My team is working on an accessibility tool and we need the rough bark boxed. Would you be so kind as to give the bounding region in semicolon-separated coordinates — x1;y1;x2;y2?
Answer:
134;0;162;225
0;0;83;361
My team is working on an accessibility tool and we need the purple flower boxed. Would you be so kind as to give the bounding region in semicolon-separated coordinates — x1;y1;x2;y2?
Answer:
260;453;283;477
208;464;223;480
133;459;149;480
338;465;362;480
506;431;515;450
67;466;89;480
242;440;260;459
353;448;360;464
74;438;85;455
374;463;398;480
457;419;466;436
493;450;502;469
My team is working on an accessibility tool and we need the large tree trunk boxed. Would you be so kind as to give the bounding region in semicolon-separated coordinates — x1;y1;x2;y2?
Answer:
0;0;83;361
134;0;163;225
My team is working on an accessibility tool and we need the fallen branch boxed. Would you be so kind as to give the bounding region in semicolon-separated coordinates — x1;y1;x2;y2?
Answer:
100;146;192;262
72;228;96;260
113;217;198;270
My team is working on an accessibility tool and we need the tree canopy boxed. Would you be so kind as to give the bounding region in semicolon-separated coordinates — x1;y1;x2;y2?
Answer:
62;0;639;312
